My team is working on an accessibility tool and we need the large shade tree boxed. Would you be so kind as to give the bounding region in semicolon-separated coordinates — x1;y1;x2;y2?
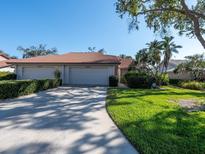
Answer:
17;44;57;58
116;0;205;49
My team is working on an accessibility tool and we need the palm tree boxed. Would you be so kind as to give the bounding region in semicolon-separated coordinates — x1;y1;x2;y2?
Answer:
135;48;148;64
88;47;96;52
161;36;182;72
146;40;162;70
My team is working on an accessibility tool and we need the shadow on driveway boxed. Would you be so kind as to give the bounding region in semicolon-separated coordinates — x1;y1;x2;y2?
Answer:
0;86;137;154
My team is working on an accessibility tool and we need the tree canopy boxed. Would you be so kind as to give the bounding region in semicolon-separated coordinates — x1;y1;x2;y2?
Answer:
88;47;106;54
17;44;57;58
161;36;182;72
0;50;17;59
135;36;180;84
119;54;132;59
116;0;205;49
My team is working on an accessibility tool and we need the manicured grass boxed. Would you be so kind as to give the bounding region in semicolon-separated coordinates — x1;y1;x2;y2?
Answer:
106;86;205;154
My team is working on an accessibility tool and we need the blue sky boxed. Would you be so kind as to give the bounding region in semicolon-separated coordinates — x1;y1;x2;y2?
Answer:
0;0;204;59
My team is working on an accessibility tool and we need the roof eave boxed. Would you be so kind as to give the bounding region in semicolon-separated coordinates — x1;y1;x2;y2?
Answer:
7;62;120;65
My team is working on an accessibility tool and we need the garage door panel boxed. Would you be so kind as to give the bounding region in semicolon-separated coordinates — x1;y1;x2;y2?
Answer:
70;67;109;86
23;67;55;80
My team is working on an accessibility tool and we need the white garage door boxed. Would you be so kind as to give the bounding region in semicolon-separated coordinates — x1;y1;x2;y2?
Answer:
22;67;55;80
69;67;111;86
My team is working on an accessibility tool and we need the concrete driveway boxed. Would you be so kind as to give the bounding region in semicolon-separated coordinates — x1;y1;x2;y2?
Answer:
0;87;137;154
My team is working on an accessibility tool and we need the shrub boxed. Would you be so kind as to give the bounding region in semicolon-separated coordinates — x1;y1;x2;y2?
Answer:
169;79;185;85
0;72;16;80
160;74;169;85
179;81;205;90
124;72;155;88
0;79;62;99
54;70;61;79
109;76;118;87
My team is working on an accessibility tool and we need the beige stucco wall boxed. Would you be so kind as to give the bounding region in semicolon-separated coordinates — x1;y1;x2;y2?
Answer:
16;63;117;85
0;67;15;73
168;72;193;80
119;68;128;78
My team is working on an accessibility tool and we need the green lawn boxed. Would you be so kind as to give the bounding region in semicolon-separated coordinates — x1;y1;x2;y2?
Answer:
106;86;205;154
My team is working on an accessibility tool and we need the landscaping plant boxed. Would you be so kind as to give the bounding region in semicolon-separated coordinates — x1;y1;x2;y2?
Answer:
0;72;16;80
109;76;118;87
107;87;205;154
0;79;61;99
179;81;205;90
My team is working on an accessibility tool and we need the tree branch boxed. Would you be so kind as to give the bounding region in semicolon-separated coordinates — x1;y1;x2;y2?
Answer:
136;8;187;16
181;0;205;49
136;7;205;20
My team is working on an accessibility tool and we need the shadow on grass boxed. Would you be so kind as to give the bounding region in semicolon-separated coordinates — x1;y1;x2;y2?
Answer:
107;87;205;154
108;87;205;100
121;108;205;154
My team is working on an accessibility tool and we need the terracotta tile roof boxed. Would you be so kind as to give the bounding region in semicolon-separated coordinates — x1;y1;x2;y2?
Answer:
0;54;10;60
119;58;133;69
7;52;120;64
0;60;12;68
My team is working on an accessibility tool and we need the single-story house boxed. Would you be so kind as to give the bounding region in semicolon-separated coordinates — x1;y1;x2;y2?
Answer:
7;52;120;86
165;59;193;80
118;58;133;78
0;54;15;72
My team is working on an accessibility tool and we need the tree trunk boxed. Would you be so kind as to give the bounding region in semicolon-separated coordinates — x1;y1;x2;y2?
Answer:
193;18;205;49
181;0;205;49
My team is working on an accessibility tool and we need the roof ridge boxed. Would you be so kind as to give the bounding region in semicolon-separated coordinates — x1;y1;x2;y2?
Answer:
7;52;120;64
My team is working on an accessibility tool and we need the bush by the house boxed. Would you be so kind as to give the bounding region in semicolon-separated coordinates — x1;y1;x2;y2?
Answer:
54;69;61;79
0;72;16;81
169;79;185;85
0;79;61;99
179;81;205;90
124;71;155;88
160;73;169;85
109;76;118;87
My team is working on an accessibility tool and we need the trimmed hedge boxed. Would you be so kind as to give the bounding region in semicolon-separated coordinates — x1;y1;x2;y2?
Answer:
169;79;185;85
0;79;61;99
179;81;205;90
0;72;16;81
109;76;118;87
124;72;169;88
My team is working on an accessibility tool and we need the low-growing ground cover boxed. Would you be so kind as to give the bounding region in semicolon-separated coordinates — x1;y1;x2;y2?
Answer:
107;86;205;154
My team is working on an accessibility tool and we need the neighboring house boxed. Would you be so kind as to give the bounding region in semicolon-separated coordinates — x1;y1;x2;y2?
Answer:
7;52;120;86
0;54;15;72
166;59;193;80
166;59;186;72
118;58;133;78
